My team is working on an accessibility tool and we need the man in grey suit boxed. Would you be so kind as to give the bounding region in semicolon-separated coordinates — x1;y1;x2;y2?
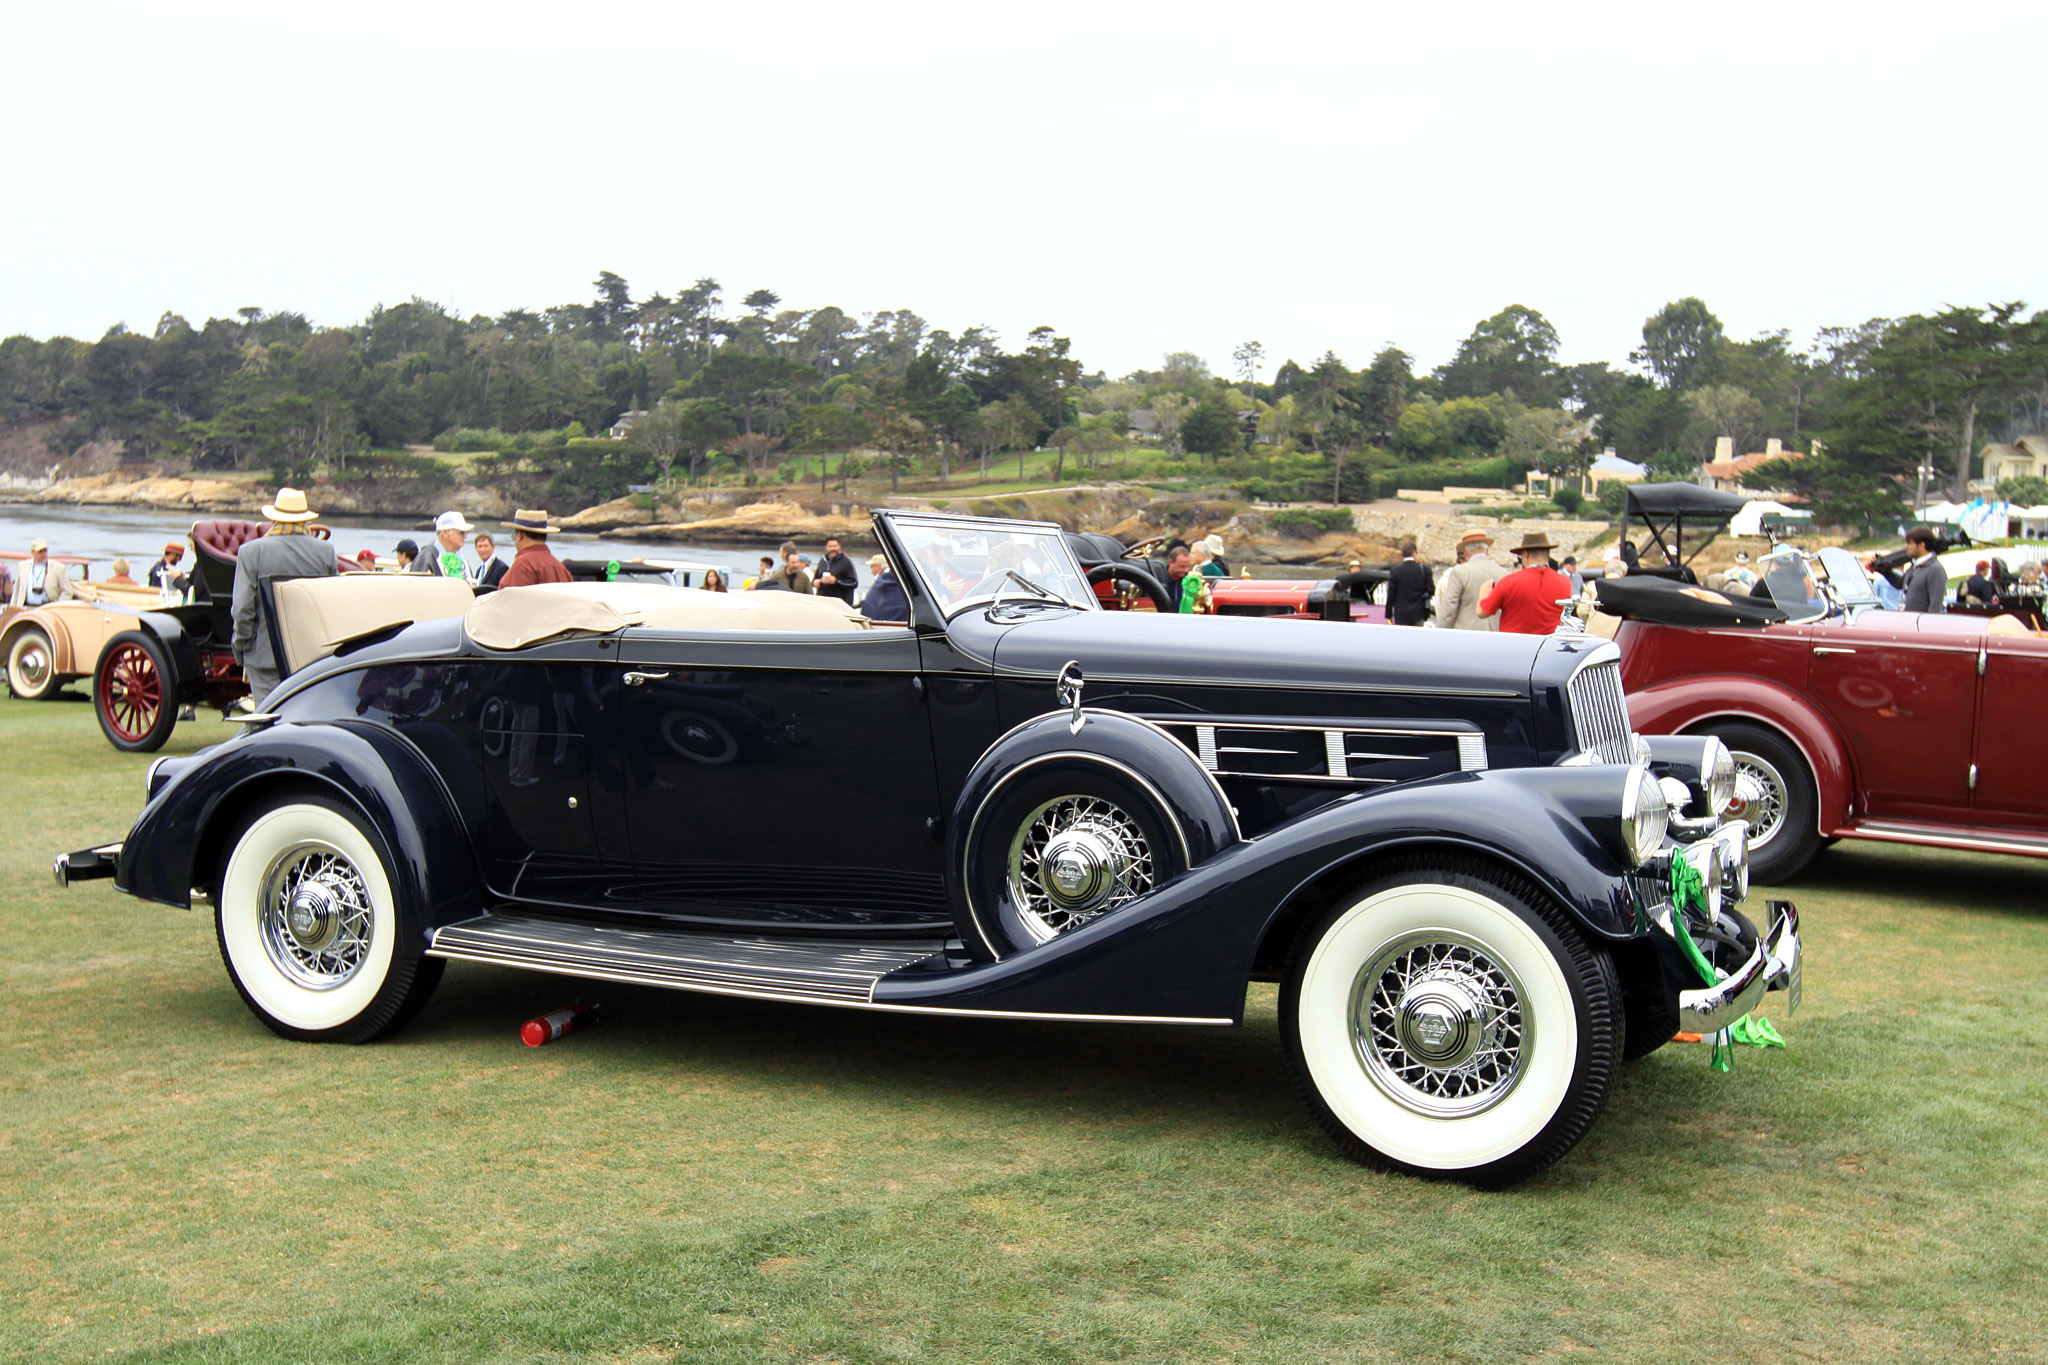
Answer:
1900;526;1947;614
231;487;337;704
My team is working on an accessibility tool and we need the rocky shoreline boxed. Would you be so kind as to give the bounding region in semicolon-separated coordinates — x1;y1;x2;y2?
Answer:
5;472;1613;569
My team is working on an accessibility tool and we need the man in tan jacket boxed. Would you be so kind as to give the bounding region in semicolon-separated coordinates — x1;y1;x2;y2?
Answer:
1433;529;1505;631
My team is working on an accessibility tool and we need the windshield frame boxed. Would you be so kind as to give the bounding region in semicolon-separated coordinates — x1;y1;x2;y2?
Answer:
880;512;1100;620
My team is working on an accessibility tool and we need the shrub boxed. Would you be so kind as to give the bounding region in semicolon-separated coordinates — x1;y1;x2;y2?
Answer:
1554;485;1585;515
1267;507;1355;540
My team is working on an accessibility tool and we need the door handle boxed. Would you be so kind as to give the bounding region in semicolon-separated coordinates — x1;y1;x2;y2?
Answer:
1813;646;1857;655
623;670;670;686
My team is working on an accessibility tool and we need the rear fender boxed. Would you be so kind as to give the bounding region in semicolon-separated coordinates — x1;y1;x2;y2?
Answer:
115;722;486;942
1626;675;1852;832
882;764;1644;1022
4;607;81;676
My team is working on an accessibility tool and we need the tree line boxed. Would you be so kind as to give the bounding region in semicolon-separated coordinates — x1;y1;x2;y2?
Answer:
2;275;2043;528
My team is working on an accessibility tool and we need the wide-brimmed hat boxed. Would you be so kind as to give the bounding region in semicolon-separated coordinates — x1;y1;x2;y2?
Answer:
163;541;184;557
1456;529;1494;548
867;553;887;568
507;509;562;535
1200;534;1226;557
1514;531;1556;553
262;487;319;522
435;511;475;533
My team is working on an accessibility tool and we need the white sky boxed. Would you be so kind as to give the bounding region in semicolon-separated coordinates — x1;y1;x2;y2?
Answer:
4;1;2043;382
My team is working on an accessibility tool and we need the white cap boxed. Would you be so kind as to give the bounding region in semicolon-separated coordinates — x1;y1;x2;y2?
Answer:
435;511;475;533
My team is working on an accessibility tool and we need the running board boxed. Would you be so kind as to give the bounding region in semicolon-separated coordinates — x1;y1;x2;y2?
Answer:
1846;822;2048;858
428;913;948;1005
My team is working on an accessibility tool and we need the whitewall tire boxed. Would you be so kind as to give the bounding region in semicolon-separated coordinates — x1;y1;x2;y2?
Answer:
1282;858;1620;1185
215;796;442;1042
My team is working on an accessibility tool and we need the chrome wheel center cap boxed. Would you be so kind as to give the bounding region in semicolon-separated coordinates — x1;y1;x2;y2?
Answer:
1037;825;1121;910
286;886;338;949
1394;974;1491;1069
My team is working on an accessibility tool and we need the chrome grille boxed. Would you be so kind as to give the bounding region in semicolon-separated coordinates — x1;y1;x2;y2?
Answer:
1567;657;1633;764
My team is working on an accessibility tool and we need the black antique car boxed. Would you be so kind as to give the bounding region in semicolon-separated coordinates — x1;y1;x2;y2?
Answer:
59;510;1800;1185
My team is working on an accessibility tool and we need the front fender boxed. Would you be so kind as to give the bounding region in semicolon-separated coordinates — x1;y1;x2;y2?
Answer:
115;721;486;940
880;764;1646;1022
1626;675;1852;832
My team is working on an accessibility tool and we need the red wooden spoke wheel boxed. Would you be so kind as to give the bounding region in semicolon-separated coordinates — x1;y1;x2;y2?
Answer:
96;630;178;753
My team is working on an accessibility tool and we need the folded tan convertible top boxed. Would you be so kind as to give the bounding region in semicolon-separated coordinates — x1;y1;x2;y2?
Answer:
463;581;880;649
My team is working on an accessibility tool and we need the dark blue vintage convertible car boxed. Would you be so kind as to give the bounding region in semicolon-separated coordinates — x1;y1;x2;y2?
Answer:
59;510;1799;1185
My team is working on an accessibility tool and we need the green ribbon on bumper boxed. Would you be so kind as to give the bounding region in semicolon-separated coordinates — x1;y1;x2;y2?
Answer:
1667;852;1784;1070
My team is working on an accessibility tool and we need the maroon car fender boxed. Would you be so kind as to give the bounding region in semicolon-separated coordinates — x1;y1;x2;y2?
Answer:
1626;674;1854;832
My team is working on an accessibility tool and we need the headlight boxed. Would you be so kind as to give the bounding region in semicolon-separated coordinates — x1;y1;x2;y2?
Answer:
1620;766;1669;867
1712;819;1749;902
1681;837;1724;921
1702;737;1736;818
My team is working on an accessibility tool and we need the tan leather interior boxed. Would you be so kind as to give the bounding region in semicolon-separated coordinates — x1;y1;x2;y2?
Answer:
463;581;888;651
276;574;477;674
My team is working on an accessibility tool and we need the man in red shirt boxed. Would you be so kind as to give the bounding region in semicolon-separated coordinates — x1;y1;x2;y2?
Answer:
1478;532;1572;634
499;510;574;588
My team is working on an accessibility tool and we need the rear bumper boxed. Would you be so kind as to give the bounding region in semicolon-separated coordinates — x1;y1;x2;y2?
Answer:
53;842;122;887
1677;898;1801;1033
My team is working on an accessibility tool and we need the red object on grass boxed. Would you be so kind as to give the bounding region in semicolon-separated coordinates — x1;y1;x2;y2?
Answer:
521;1004;599;1046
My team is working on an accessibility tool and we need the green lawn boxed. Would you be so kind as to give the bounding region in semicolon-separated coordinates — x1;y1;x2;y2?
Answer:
4;692;2045;1363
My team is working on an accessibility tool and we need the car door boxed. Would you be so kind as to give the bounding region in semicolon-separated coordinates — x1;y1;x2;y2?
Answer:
1972;628;2048;828
464;657;615;904
610;626;948;929
1805;614;1980;822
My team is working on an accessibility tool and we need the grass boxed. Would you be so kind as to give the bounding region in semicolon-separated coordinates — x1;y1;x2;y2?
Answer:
5;692;2047;1362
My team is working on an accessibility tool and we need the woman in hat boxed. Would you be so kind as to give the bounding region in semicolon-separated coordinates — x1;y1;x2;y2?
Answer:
1477;531;1572;634
499;510;573;588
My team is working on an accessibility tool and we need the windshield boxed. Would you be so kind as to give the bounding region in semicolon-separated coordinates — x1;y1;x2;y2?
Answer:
893;519;1096;616
1759;552;1830;623
1814;546;1881;611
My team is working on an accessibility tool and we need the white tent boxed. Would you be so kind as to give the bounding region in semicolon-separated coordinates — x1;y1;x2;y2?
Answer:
1729;500;1806;537
1917;500;1968;524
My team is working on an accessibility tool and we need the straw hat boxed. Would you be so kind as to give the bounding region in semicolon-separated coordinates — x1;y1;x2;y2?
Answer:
1200;534;1226;557
1513;531;1556;553
507;509;562;535
28;538;47;552
1456;530;1494;548
261;487;319;522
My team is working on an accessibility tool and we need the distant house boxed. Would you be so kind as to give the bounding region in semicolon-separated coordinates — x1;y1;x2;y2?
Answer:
1979;435;2048;487
607;410;649;440
1702;437;1803;493
1127;409;1160;441
1521;449;1644;499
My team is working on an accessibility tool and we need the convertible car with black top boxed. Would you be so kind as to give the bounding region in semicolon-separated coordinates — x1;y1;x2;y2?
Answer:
59;510;1800;1186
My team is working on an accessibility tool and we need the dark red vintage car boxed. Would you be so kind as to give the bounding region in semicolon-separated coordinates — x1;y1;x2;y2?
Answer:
1590;546;2048;882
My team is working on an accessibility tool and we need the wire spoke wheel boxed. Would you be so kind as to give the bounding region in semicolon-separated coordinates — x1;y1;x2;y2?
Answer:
1352;932;1528;1118
216;797;442;1042
1726;754;1787;851
1282;859;1619;1184
258;843;376;989
1006;794;1156;943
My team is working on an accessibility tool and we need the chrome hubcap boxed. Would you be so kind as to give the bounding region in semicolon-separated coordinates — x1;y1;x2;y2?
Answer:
259;842;373;990
1727;753;1787;850
1352;933;1528;1117
1009;795;1154;943
15;644;50;689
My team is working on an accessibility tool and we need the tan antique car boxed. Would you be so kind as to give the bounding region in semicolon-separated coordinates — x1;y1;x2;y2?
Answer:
2;580;168;701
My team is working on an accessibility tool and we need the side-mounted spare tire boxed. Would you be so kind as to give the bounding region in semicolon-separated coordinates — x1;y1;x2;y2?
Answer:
948;709;1238;960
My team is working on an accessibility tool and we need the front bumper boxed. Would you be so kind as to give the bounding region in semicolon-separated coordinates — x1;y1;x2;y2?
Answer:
1641;896;1801;1034
54;842;123;888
